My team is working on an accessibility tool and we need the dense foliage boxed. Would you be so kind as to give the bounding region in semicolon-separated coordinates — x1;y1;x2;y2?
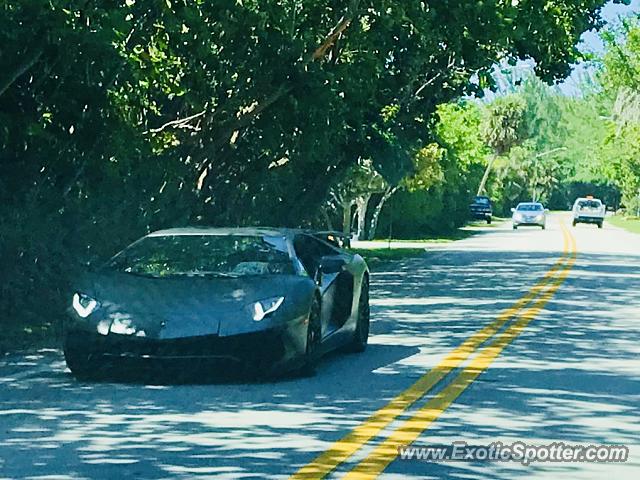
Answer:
597;19;640;212
0;0;623;345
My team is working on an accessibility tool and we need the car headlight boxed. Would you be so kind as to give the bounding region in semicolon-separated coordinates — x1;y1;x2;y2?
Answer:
72;292;100;318
252;296;285;322
514;213;523;221
535;215;544;221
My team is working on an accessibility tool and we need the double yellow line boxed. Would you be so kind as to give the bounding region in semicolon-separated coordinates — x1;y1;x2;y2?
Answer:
291;223;577;480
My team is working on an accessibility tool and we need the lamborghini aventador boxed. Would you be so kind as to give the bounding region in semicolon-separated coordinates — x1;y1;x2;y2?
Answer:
63;227;370;379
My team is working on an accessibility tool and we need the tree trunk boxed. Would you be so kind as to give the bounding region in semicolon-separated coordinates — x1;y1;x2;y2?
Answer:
193;4;362;183
354;194;371;240
342;200;354;236
477;155;496;196
368;186;398;240
0;48;43;98
321;207;334;231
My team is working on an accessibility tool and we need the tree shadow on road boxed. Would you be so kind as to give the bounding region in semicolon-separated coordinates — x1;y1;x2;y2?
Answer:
1;247;639;479
382;250;640;479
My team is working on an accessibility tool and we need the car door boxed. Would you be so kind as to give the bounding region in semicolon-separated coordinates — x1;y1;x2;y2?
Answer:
293;234;353;337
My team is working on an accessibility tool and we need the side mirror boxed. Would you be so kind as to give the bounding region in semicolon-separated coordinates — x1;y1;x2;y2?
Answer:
510;208;516;213
319;255;347;274
545;208;550;212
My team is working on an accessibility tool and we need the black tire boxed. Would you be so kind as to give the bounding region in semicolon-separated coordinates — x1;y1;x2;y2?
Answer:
572;220;577;227
64;345;99;380
513;225;518;230
486;216;492;225
345;276;370;353
542;225;546;230
301;296;322;376
597;221;603;229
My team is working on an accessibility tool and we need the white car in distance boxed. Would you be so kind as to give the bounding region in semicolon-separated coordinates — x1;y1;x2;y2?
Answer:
511;202;547;230
572;197;605;229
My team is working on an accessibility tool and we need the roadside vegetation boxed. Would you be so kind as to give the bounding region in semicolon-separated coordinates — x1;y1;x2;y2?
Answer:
608;215;640;234
1;1;639;348
353;216;509;267
351;248;428;267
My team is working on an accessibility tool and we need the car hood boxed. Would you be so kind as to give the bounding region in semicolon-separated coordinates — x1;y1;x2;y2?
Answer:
75;271;315;339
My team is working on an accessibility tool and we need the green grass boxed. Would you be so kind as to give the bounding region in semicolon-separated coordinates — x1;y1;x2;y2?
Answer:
466;216;510;228
374;217;509;245
350;247;427;265
353;217;509;266
607;215;640;234
382;231;474;244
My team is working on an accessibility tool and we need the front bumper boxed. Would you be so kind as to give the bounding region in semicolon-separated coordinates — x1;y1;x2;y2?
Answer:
513;215;545;227
470;210;492;219
513;221;545;226
64;328;288;368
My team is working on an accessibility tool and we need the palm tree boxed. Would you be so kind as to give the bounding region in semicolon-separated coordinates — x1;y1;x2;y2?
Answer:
477;96;527;196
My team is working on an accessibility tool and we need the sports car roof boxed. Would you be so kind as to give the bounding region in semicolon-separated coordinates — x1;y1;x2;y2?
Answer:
148;227;291;237
147;227;351;248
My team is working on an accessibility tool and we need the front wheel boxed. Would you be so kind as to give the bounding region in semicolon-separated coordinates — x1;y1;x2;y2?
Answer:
541;225;546;230
301;296;322;376
513;225;518;230
486;216;492;225
597;222;603;229
572;220;577;227
345;276;370;353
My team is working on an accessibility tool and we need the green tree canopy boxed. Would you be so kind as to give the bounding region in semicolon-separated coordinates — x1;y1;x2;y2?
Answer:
0;0;623;341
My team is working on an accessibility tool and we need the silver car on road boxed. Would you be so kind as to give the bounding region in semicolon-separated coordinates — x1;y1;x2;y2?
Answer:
511;202;547;230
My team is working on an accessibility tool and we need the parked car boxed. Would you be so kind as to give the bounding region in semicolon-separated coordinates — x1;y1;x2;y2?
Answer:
572;197;605;228
63;227;370;379
511;202;547;230
469;195;493;224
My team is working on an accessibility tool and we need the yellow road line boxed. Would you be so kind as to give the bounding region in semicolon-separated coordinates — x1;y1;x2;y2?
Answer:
343;227;577;479
291;226;574;480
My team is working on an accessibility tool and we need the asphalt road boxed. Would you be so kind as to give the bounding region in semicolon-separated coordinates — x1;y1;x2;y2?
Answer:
1;213;639;479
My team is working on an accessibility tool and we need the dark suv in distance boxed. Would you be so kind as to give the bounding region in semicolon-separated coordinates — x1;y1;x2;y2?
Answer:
469;195;493;224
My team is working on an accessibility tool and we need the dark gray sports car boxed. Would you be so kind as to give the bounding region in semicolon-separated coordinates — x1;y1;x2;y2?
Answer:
63;227;370;379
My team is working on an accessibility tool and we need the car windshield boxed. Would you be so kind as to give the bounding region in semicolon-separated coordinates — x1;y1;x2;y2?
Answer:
517;204;543;211
473;197;490;205
106;235;294;278
577;200;602;209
